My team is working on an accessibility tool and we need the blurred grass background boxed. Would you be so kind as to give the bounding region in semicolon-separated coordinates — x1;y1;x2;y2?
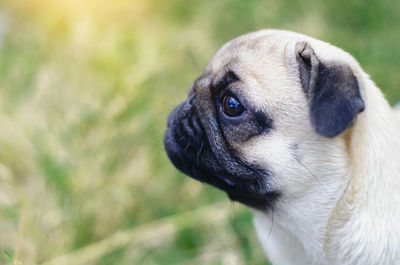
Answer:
0;0;399;264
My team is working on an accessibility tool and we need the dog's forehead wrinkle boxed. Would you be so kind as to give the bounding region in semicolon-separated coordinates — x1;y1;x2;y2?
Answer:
212;68;240;92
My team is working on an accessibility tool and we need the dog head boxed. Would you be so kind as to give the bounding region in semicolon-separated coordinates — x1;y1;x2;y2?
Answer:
164;30;365;210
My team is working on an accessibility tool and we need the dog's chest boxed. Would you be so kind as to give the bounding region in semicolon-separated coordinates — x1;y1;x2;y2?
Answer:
253;211;329;265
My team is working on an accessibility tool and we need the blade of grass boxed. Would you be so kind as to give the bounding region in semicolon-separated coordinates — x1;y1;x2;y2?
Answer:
13;214;24;265
40;201;238;265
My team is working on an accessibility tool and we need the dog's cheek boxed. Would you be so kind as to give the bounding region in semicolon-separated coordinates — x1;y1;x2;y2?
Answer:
240;134;288;188
241;133;312;193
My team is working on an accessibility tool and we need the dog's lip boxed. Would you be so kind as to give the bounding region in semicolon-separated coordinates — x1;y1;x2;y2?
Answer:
223;177;234;186
165;123;261;187
165;126;279;210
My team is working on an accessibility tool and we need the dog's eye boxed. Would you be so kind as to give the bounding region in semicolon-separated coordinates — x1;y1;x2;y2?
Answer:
222;93;246;117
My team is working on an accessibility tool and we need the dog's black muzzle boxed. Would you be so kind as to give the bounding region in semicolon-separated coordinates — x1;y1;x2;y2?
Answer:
164;95;279;210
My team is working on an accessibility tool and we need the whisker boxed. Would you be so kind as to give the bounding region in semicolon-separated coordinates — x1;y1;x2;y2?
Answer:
185;142;190;152
196;141;204;167
177;135;184;143
266;205;275;242
294;157;329;193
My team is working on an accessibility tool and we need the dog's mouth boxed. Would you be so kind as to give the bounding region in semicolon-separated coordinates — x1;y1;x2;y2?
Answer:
164;96;279;210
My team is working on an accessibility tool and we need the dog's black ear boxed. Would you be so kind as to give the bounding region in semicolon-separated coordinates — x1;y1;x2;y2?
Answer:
295;42;365;137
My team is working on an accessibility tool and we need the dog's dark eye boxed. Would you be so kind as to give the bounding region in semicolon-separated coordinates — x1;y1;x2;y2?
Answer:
222;93;246;117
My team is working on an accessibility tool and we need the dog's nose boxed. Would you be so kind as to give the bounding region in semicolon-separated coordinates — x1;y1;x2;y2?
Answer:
169;99;205;154
167;94;196;128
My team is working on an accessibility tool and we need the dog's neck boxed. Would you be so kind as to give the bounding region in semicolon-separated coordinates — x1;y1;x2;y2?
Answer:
253;75;400;265
253;167;349;265
324;76;400;264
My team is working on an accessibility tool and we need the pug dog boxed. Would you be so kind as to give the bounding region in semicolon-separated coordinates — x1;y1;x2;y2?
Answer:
164;29;400;265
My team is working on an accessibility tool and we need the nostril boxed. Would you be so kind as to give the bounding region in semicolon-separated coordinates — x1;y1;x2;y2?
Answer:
188;94;195;105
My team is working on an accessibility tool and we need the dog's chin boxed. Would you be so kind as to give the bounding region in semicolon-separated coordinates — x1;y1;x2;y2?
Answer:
164;102;279;210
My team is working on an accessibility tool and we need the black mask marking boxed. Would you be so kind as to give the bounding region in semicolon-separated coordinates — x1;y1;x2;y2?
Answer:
164;73;278;210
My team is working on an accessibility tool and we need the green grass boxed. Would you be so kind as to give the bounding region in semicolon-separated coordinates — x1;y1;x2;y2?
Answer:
0;0;399;264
